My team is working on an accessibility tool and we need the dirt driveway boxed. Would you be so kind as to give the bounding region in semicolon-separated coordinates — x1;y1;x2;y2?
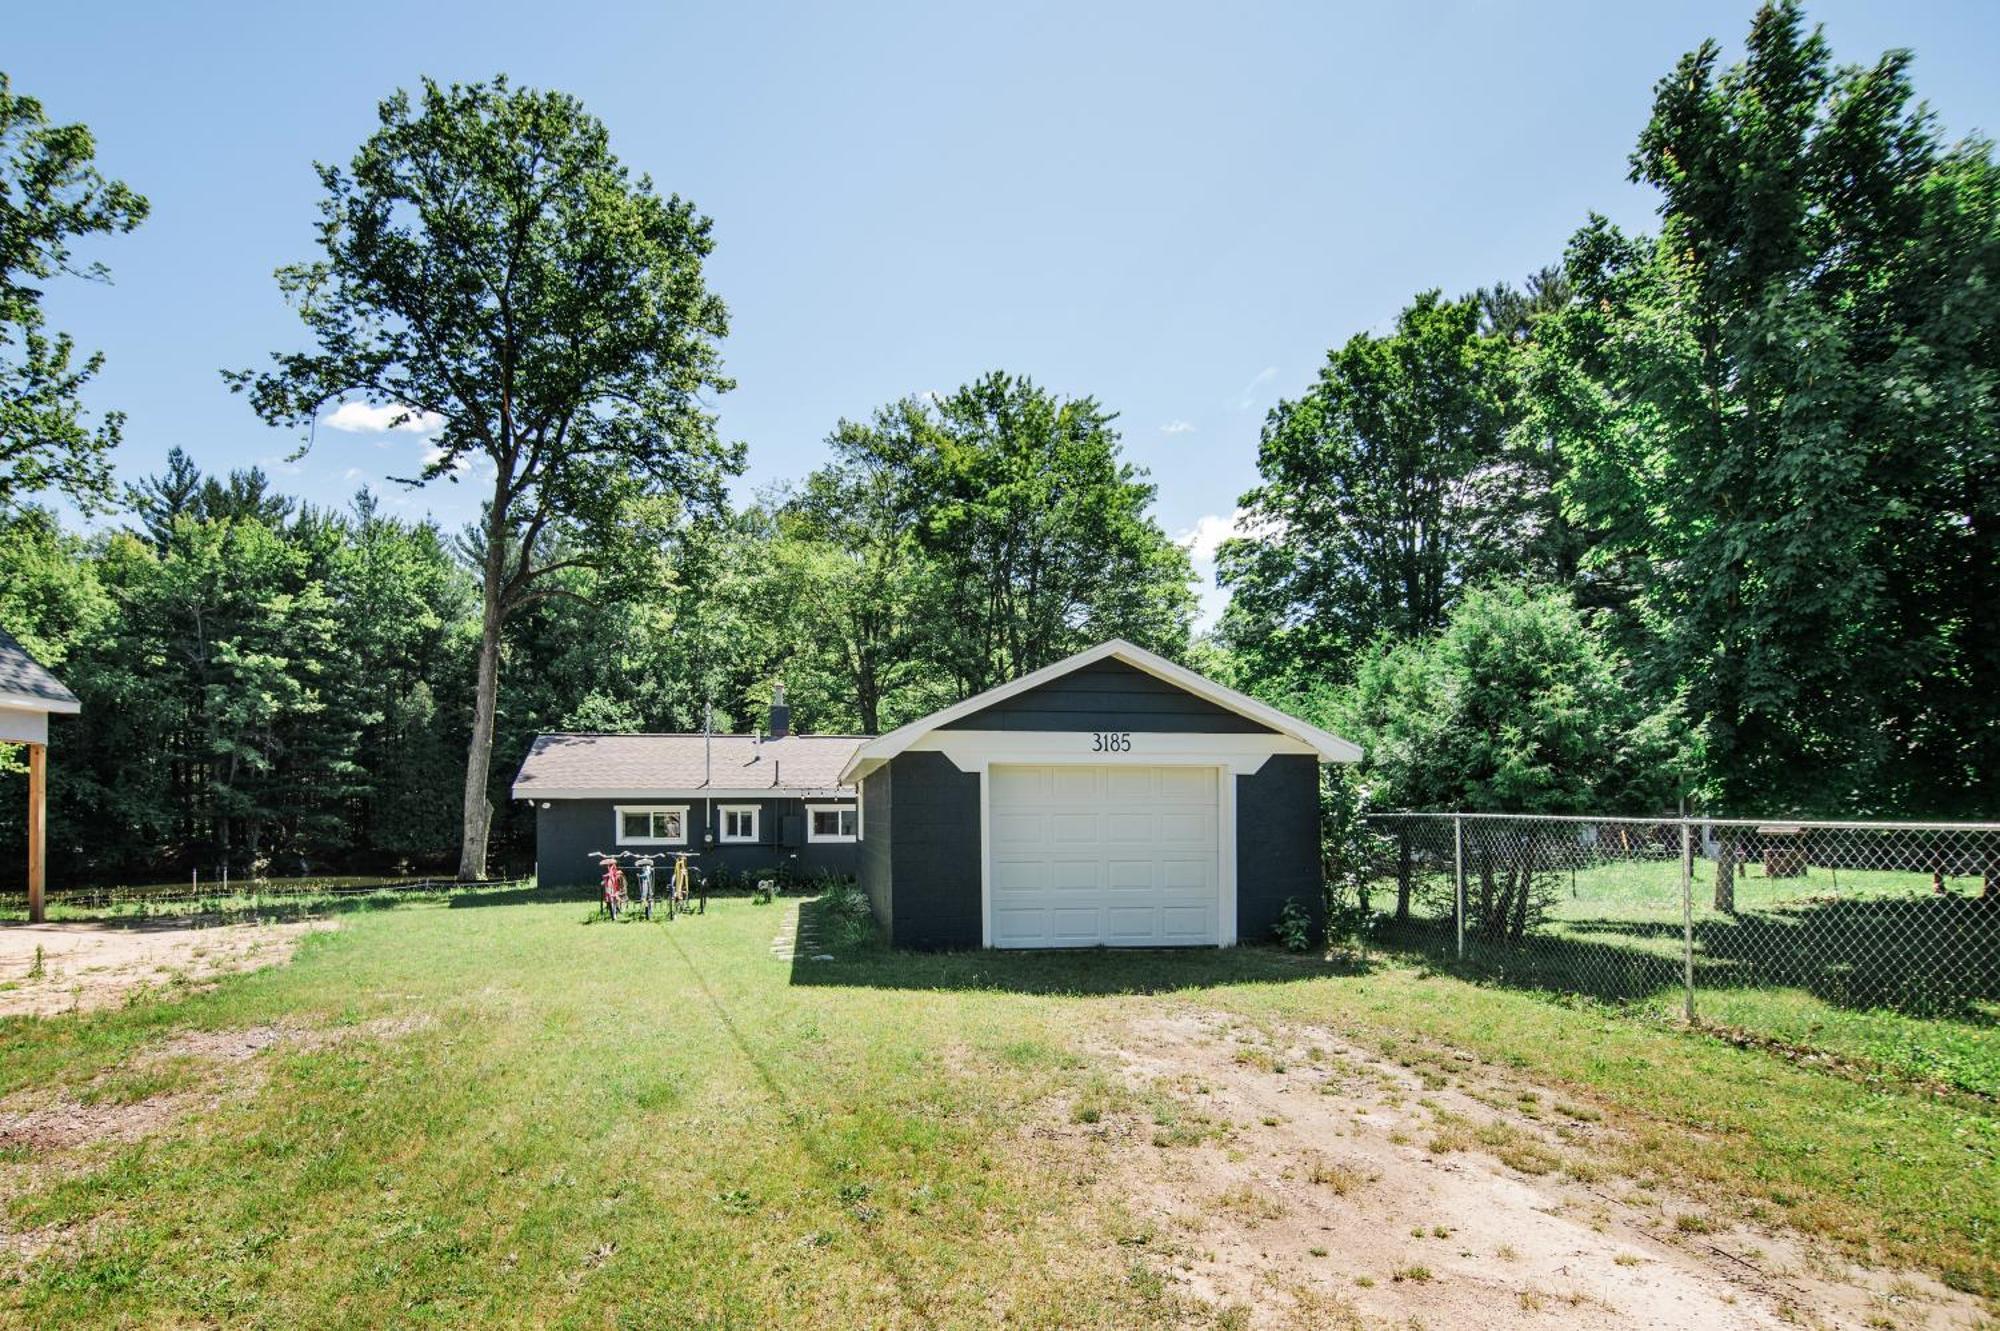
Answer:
0;917;329;1018
1053;1008;1987;1331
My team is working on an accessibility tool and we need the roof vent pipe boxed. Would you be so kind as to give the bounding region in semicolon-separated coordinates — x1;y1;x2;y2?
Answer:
768;682;790;739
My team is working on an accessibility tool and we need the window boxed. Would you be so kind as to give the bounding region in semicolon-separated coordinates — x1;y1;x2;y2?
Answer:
807;803;858;843
718;804;760;844
615;805;687;846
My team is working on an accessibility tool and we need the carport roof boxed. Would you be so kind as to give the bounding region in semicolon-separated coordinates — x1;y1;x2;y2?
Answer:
512;732;867;800
0;628;80;714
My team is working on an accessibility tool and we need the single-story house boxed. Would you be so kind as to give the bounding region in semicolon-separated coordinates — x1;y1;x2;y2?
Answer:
843;639;1358;949
517;640;1359;949
512;686;866;886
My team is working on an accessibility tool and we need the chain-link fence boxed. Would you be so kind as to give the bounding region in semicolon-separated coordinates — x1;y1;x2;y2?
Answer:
1357;814;2000;1024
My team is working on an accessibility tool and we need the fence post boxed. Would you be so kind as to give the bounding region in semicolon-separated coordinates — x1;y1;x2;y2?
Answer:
1680;820;1695;1023
1453;815;1465;961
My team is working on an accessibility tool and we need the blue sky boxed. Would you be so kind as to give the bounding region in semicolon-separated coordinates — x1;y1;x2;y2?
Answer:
13;1;2000;623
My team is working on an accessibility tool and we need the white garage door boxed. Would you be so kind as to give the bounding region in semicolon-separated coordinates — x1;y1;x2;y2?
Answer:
988;764;1220;948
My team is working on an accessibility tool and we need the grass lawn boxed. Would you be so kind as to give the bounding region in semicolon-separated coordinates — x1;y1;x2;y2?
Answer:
1367;856;2000;1098
1;889;1996;1326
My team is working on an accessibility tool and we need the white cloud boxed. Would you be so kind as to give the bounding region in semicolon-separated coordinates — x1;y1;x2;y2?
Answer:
324;401;445;434
342;467;365;481
1177;507;1280;629
1179;508;1248;563
422;444;474;475
1234;366;1278;410
1160;420;1196;435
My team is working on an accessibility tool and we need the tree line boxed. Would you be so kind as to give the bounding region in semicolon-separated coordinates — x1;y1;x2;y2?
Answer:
1220;3;1998;821
1;3;1996;886
0;391;1195;883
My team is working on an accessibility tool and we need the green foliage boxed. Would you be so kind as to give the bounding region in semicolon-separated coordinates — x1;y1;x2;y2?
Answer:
816;878;877;948
1218;291;1563;691
0;72;148;509
1527;2;2000;815
1344;584;1691;814
1319;767;1387;944
826;374;1197;699
1272;897;1313;952
0;464;473;882
230;74;739;877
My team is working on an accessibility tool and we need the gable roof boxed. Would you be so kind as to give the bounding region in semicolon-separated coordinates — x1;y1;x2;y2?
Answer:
0;628;80;714
839;639;1360;783
512;732;866;800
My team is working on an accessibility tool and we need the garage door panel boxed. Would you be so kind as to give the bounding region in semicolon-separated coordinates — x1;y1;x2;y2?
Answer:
1047;906;1104;943
1157;768;1216;801
1104;769;1155;801
989;763;1220;948
1104;811;1153;842
1049;858;1102;891
1051;768;1101;801
989;767;1048;801
993;811;1044;843
991;906;1048;945
1161;905;1214;942
1106;858;1156;890
1050;813;1099;844
991;859;1047;893
1104;906;1161;941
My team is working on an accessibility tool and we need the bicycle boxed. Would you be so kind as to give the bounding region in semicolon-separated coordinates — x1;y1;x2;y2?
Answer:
593;852;630;920
665;850;706;919
632;854;658;920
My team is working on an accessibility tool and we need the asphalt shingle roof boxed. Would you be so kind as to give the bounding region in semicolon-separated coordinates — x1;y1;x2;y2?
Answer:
0;628;79;710
512;732;866;798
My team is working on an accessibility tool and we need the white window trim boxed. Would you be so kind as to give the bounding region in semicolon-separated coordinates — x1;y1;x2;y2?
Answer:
614;804;689;846
806;802;858;843
717;803;760;844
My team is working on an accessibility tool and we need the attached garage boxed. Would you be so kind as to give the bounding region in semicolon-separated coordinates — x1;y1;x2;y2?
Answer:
841;639;1360;950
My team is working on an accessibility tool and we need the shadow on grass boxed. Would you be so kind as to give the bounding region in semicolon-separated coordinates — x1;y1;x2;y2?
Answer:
786;896;1372;996
1370;893;2000;1022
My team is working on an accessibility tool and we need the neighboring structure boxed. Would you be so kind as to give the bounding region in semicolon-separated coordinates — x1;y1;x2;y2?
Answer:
843;639;1360;950
0;628;81;923
513;689;866;886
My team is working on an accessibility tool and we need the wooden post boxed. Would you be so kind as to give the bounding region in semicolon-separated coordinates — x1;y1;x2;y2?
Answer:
27;741;46;924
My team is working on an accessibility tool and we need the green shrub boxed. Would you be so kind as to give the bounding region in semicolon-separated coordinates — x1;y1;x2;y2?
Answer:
818;879;877;947
1274;897;1314;952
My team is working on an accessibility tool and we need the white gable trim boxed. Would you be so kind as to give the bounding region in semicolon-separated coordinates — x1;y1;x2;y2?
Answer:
838;638;1360;784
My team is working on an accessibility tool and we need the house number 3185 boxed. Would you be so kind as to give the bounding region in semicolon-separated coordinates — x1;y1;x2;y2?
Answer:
1091;732;1132;752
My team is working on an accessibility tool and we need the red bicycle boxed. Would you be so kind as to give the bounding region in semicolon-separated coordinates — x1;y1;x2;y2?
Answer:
594;853;629;919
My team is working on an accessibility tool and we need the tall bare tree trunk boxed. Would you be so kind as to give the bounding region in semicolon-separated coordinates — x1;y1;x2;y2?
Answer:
1714;827;1737;914
458;516;509;881
458;610;501;881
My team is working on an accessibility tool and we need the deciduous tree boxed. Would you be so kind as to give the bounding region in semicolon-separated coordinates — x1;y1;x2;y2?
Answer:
231;77;738;877
0;73;147;508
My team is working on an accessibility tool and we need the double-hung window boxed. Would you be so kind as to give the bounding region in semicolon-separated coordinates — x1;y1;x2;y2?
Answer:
718;804;760;844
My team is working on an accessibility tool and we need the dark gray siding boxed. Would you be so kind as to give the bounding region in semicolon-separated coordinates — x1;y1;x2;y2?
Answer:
881;751;981;949
1235;755;1324;941
940;657;1275;733
858;767;893;940
532;796;858;888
